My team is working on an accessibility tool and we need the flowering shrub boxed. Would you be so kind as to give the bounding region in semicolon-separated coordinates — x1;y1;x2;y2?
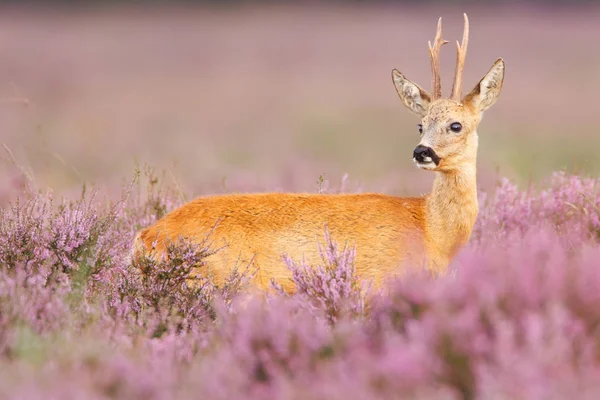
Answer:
475;171;600;241
1;170;600;398
274;227;370;324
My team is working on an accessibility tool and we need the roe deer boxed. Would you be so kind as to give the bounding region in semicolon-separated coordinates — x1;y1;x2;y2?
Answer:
133;14;505;292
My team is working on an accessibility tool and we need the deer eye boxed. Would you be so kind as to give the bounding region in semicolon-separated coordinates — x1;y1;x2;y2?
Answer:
450;122;462;133
418;124;423;134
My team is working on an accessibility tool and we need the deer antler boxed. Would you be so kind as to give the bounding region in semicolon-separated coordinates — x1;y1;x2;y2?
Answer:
428;17;449;100
451;13;470;101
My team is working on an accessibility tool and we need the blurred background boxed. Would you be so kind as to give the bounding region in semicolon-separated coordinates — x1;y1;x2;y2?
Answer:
0;1;599;200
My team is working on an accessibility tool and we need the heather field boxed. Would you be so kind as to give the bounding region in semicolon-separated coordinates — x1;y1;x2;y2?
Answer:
1;4;600;399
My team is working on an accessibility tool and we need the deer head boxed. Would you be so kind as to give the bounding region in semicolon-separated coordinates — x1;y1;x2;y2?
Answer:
392;14;505;173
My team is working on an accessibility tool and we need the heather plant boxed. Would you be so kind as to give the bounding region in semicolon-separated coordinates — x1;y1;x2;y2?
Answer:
1;170;600;398
0;262;70;357
274;227;370;324
0;185;128;289
369;228;600;398
0;194;51;270
119;166;184;233
475;171;600;241
114;234;253;337
197;297;339;398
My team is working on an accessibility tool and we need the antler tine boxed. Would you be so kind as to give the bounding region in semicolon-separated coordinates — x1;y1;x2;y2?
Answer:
428;17;449;100
451;13;470;101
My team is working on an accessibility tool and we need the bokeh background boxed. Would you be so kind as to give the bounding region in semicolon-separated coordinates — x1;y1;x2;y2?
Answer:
0;1;599;199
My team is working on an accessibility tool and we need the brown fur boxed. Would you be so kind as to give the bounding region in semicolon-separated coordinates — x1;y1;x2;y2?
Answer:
133;16;505;292
134;193;428;292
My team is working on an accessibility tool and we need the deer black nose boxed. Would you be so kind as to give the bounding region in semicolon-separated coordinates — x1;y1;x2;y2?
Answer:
413;145;434;163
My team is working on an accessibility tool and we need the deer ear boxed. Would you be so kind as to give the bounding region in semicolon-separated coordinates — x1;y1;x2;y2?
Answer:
392;69;431;116
463;58;505;113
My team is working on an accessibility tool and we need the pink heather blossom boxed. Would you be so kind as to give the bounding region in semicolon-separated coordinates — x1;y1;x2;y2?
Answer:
276;226;370;324
0;171;599;398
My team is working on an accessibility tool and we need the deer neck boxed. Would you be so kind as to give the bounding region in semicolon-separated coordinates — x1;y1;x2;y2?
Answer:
424;162;479;267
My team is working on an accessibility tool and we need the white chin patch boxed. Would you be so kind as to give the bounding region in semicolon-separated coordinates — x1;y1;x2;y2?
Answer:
413;158;436;170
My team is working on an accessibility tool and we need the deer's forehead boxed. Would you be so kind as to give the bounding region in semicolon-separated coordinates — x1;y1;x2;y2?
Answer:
424;100;474;125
